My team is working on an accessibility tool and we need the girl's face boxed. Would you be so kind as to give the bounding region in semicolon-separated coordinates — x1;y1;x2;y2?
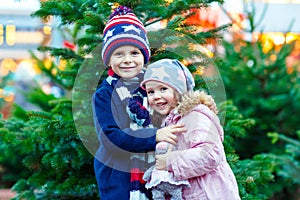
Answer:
145;81;178;116
108;45;144;79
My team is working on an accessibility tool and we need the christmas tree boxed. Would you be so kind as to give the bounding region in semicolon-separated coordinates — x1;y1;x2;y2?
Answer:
0;0;279;199
217;3;300;199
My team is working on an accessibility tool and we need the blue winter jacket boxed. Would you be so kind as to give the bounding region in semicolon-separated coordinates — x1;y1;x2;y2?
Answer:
92;77;157;200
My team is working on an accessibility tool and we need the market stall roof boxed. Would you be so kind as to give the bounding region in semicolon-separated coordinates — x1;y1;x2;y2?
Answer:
251;2;300;33
218;1;300;33
0;0;40;15
0;0;44;59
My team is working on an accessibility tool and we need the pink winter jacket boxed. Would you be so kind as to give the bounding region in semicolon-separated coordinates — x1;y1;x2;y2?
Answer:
164;91;240;200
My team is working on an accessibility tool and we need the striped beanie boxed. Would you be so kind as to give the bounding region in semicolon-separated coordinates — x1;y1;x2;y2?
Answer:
101;6;151;66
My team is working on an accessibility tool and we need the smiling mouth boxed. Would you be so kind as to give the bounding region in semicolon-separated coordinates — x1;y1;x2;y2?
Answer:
120;66;135;69
156;102;168;109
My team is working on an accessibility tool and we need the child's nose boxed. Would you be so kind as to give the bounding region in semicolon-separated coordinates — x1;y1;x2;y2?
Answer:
123;54;132;63
153;92;161;99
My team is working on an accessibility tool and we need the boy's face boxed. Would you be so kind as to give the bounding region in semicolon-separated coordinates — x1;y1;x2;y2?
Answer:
108;45;144;79
145;81;178;116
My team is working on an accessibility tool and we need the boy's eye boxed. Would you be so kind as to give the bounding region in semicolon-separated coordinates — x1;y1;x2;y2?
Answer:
113;52;123;57
131;51;141;56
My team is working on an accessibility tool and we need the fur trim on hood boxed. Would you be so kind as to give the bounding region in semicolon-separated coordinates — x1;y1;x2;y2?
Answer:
177;90;218;116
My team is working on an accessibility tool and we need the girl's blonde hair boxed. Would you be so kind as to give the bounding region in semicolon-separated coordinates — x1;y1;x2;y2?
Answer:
177;90;218;115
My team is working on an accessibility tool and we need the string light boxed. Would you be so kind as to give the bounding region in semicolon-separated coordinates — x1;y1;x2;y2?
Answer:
194;66;205;76
0;88;15;102
0;58;17;76
43;25;52;35
6;24;16;46
4;93;14;102
165;0;174;5
44;58;53;70
111;2;120;10
0;24;3;46
0;88;4;98
58;59;67;71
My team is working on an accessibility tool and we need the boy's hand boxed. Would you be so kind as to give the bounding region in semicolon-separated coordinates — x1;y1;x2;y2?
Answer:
156;124;186;145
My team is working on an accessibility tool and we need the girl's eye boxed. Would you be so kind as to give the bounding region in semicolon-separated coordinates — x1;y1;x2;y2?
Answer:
160;87;168;92
147;90;154;95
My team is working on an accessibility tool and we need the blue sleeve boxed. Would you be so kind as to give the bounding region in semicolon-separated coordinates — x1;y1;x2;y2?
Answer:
92;87;157;153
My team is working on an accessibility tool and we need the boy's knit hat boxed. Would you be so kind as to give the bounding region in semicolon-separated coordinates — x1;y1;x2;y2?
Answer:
141;59;195;95
101;6;151;66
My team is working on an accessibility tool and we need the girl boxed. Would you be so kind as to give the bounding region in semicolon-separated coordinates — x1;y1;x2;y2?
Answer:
92;6;186;200
140;59;241;200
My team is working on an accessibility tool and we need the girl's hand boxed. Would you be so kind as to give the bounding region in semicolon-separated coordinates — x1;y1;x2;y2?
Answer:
156;124;186;145
155;147;172;170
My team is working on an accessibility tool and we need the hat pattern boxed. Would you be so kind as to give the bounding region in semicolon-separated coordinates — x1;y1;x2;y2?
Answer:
141;59;195;95
102;6;151;66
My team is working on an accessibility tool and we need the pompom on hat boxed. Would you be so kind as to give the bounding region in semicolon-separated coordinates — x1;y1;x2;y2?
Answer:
101;6;151;66
141;59;195;95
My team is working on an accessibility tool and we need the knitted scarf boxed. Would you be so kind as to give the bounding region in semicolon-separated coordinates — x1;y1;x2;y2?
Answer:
127;86;155;200
106;69;154;200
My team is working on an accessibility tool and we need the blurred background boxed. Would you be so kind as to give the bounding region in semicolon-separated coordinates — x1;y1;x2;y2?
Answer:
1;0;299;117
0;0;299;199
